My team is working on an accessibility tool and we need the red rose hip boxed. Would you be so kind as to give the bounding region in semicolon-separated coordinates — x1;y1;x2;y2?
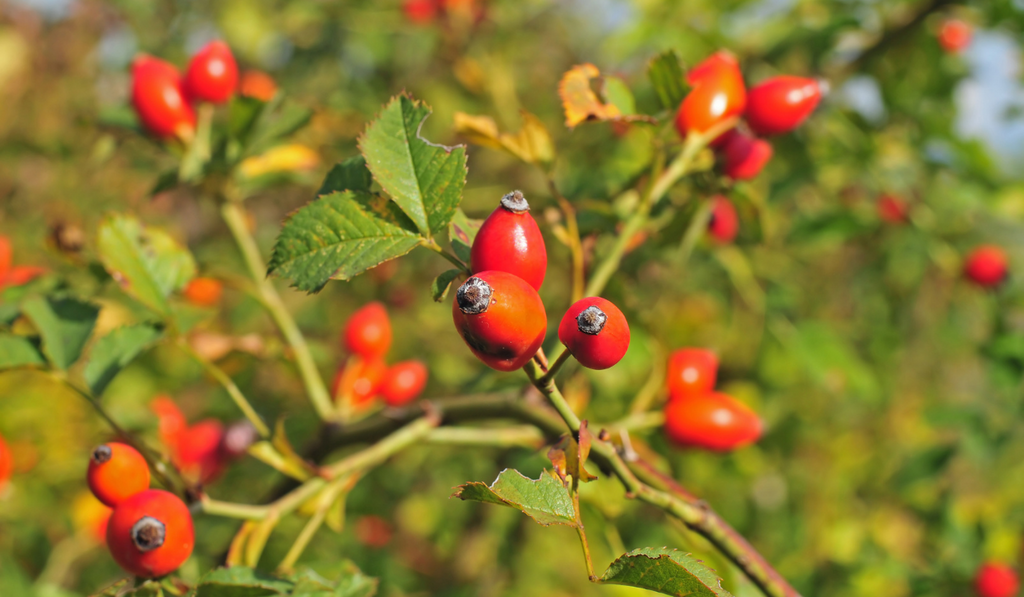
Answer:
343;302;392;359
664;392;763;451
964;245;1008;288
675;52;746;141
452;271;547;372
558;297;630;370
131;55;196;139
939;19;972;54
106;489;194;578
380;360;429;406
183;40;238;104
667;348;719;399
87;443;151;507
708;195;739;243
745;76;822;136
720;130;773;180
470;191;548;291
975;562;1019;597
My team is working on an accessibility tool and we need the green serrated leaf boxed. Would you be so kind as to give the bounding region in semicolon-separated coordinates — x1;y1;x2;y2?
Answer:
326;562;379;597
359;95;467;237
267;190;423;293
83;323;163;397
318;156;373;196
97;214;197;317
448;208;482;263
603;76;636;115
431;269;461;302
452;468;577;527
0;334;46;369
599;547;734;597
648;50;687;111
21;296;100;370
189;566;293;597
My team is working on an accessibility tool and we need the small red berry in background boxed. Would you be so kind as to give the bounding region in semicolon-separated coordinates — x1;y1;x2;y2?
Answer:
964;245;1008;288
470;190;548;291
557;297;630;370
87;443;151;507
176;420;226;485
151;395;187;448
238;69;278;102
380;360;429;407
183;40;238;104
452;271;548;372
344;302;392;359
664;392;763;451
939;19;972;54
333;357;388;407
0;433;12;490
354;515;394;548
720;130;773;180
708;195;739;243
183;277;223;307
131;55;195;139
0;235;46;291
106;489;194;578
404;0;439;23
745;76;823;136
975;562;1020;597
877;194;909;224
666;348;718;399
675;51;746;140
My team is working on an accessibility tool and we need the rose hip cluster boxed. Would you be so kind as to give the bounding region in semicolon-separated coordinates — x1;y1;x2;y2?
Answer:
663;349;763;451
131;41;276;141
675;51;823;181
335;302;429;409
452;191;630;372
86;442;193;578
150;396;253;485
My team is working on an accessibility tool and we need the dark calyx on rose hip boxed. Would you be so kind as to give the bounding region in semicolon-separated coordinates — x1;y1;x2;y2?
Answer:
576;306;608;335
456;276;494;314
130;516;166;552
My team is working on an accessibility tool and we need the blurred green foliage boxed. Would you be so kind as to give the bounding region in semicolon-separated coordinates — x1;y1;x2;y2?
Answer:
2;0;1024;596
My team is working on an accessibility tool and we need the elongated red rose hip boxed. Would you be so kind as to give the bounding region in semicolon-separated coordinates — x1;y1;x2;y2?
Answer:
131;55;196;139
183;40;238;104
745;76;822;136
452;271;547;371
470;191;548;291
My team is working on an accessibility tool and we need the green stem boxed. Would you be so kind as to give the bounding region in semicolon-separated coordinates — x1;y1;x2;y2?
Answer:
425;425;545;448
276;476;353;573
324;414;440;478
538;349;573;386
200;497;276;520
524;360;580;433
221;201;334;420
177;339;271;438
425;239;471;273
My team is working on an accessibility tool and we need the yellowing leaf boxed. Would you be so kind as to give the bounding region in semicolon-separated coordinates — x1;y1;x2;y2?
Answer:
239;144;320;178
453;110;554;165
560;63;622;128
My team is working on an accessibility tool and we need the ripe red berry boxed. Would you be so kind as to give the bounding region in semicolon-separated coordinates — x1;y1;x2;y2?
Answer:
939;19;972;54
344;302;392;359
964;245;1008;288
708;195;739;243
175;420;225;485
664;392;763;451
675;52;746;141
557;297;630;370
333;357;388;407
404;0;439;23
354;515;394;548
183;40;238;104
720;130;773;180
667;348;718;399
975;562;1020;597
877;194;909;224
131;55;195;139
106;489;194;578
745;76;822;136
470;191;548;291
87;443;151;508
238;69;278;102
183;277;223;307
452;271;547;372
380;360;429;407
0;433;12;490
